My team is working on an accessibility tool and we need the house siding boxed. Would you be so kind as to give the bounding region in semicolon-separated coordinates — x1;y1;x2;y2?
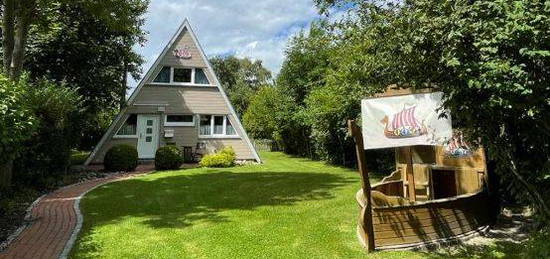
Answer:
161;114;254;160
160;28;207;68
132;86;230;114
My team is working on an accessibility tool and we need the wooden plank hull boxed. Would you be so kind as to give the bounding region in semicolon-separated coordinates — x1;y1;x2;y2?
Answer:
357;190;490;249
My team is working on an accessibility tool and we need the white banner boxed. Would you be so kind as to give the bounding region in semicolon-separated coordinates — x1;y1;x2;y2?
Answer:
361;92;452;150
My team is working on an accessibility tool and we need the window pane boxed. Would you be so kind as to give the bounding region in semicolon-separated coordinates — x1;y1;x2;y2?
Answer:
173;68;192;82
226;118;236;135
153;66;170;83
194;68;210;84
200;115;211;135
167;115;193;123
117;114;137;135
213;116;224;134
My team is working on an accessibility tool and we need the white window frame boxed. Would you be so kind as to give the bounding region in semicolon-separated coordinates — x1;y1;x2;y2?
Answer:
164;114;195;127
198;115;239;138
152;66;171;84
114;115;138;139
151;66;212;86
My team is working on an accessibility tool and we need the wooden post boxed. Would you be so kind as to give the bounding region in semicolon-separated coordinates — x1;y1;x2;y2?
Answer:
405;146;416;202
347;120;375;252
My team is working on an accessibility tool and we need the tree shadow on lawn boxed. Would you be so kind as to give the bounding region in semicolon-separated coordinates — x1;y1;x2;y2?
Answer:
82;171;356;230
420;240;525;259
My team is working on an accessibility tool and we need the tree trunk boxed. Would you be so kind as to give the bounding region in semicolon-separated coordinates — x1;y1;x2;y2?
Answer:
120;61;128;110
11;10;32;80
2;0;15;74
0;159;14;191
505;151;550;220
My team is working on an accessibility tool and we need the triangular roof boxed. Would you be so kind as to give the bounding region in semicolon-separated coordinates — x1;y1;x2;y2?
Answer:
85;18;261;165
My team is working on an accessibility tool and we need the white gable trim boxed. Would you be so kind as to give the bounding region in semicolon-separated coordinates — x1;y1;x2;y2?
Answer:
85;18;261;165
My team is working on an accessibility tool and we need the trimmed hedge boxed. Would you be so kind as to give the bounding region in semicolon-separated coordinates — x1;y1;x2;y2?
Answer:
104;144;138;172
155;146;184;170
199;146;236;168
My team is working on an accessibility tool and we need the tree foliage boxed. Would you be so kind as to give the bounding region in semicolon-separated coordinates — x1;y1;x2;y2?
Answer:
308;0;550;219
25;1;147;112
243;86;298;145
0;74;36;164
14;79;80;186
210;56;272;115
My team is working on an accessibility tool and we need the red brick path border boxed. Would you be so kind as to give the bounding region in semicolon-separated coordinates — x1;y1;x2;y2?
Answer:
0;165;153;259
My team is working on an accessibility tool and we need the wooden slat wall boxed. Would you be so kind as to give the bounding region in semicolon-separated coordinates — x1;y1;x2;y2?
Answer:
372;181;403;197
160;28;208;68
371;191;490;247
133;86;230;114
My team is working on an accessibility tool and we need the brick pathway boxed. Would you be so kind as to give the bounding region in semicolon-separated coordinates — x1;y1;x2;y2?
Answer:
0;165;153;259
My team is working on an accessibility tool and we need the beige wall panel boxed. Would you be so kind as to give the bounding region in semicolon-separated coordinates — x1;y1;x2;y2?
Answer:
163;126;199;147
201;139;254;160
133;86;229;114
456;169;481;195
160;29;207;68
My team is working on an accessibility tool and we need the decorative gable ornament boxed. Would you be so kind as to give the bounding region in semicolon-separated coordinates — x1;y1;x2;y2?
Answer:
173;46;192;59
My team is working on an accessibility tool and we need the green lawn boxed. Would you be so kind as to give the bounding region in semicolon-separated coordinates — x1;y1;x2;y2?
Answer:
71;152;520;258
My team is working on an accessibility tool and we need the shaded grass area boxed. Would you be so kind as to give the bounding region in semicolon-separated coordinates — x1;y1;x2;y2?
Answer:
70;150;90;166
71;152;526;258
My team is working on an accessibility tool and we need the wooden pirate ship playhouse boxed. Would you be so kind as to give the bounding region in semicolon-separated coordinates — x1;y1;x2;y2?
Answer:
349;88;493;251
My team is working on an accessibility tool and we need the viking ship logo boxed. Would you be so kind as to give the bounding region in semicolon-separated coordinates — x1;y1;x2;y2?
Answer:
173;46;192;59
444;132;472;158
380;105;427;138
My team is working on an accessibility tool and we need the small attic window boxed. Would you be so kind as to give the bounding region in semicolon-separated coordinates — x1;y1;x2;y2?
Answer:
174;68;192;83
194;68;210;85
153;66;170;83
116;114;137;136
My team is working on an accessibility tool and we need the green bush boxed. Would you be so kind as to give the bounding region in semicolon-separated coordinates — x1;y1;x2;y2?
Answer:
199;147;237;168
104;144;138;172
155;146;183;170
14;79;80;185
523;228;550;258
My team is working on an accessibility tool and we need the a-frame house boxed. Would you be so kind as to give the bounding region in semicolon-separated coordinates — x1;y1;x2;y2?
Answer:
85;19;261;165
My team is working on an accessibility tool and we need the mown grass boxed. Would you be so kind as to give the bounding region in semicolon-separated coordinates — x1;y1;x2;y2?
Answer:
70;152;525;258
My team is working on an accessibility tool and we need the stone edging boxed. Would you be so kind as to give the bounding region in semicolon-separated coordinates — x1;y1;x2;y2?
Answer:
0;193;47;252
59;173;148;259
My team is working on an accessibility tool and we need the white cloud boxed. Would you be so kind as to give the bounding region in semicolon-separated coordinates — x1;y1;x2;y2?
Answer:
128;0;326;91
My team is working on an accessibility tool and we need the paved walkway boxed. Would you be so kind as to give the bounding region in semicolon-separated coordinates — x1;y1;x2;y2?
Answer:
0;165;153;259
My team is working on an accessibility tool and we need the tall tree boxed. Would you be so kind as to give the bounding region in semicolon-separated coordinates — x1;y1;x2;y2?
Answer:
315;0;550;220
210;56;272;115
24;1;146;113
2;0;37;79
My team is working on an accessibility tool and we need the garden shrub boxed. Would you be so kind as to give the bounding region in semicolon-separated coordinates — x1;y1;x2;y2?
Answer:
155;146;184;170
199;147;237;168
0;74;37;189
104;144;138;172
14;79;80;186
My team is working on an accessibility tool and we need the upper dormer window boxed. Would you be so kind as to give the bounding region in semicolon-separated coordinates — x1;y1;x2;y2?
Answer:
153;66;171;83
151;67;210;85
174;68;192;83
195;68;209;84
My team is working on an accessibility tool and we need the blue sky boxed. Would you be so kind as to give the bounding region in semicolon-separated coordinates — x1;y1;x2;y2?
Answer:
129;0;331;89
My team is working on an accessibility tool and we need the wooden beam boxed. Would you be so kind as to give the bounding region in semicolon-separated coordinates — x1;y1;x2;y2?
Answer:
347;120;375;252
405;146;417;202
